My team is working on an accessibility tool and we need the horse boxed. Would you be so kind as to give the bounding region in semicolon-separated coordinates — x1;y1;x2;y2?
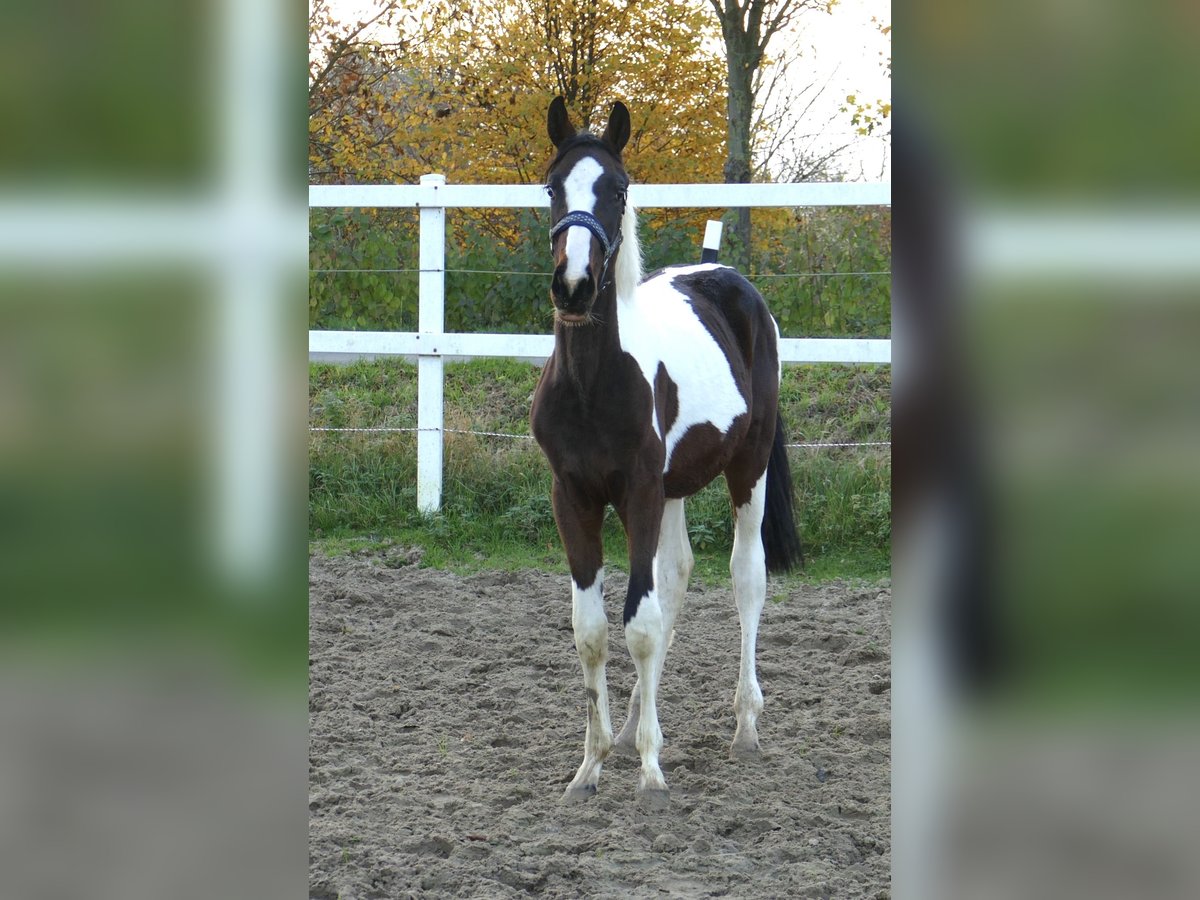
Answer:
530;97;803;808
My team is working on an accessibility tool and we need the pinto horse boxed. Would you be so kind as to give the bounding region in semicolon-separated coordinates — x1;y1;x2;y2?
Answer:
531;97;802;808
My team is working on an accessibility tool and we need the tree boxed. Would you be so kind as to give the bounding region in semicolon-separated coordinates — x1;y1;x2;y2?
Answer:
841;17;891;146
309;1;444;183
707;0;833;269
310;0;728;188
418;0;727;187
309;0;736;332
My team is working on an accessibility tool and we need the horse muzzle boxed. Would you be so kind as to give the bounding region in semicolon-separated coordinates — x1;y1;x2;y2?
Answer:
550;264;596;318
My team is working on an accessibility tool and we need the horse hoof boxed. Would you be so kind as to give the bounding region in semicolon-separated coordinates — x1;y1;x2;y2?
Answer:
561;783;598;804
729;741;762;761
636;786;671;811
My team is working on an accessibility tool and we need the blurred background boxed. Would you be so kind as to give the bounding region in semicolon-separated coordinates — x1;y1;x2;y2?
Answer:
895;1;1200;897
1;0;1197;897
0;1;308;897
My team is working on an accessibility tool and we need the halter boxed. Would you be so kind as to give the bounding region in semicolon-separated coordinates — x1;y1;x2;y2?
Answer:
549;208;624;291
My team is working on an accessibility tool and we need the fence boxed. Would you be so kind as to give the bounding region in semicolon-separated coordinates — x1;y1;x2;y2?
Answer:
308;176;892;512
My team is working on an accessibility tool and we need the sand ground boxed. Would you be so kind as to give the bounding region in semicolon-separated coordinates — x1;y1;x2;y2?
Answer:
309;551;890;899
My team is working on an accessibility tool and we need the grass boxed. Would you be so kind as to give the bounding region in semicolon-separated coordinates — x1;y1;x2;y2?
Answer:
310;358;890;583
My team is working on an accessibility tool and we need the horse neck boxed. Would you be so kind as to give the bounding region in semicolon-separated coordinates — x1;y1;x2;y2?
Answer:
552;282;623;394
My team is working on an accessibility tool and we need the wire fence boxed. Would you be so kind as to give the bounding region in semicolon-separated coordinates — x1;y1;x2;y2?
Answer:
309;424;889;450
309;267;891;278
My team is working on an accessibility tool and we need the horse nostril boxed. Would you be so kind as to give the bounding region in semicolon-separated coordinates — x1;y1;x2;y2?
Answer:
551;268;570;306
565;268;593;295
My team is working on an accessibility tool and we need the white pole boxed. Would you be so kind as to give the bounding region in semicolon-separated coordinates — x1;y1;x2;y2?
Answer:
417;174;446;513
213;0;287;588
702;220;723;263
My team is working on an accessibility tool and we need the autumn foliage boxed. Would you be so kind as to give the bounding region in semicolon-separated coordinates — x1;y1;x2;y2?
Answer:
308;0;889;339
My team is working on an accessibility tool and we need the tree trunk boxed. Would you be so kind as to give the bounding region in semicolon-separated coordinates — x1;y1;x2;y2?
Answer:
722;27;755;272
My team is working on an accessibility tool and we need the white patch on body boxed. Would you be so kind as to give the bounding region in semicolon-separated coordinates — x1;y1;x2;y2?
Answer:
618;263;748;461
561;157;604;289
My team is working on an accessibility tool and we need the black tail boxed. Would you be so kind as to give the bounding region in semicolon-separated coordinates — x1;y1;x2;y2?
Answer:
762;411;803;573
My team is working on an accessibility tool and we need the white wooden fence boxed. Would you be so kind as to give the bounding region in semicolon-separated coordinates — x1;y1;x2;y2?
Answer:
309;177;892;512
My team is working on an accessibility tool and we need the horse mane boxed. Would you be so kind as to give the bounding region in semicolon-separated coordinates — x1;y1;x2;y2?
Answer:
616;196;642;300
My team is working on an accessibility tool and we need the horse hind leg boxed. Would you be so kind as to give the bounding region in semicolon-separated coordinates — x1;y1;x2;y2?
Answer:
728;468;768;760
614;498;692;755
563;569;615;802
612;683;640;754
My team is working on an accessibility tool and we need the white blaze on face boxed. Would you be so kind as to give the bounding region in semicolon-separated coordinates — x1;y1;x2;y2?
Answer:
561;157;604;290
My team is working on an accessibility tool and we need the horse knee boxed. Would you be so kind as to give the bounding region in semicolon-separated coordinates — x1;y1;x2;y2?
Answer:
574;620;607;666
572;574;607;664
624;593;663;662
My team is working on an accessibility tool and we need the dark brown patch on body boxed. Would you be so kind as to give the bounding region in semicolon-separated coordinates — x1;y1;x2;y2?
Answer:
654;362;679;438
666;267;760;375
663;415;747;499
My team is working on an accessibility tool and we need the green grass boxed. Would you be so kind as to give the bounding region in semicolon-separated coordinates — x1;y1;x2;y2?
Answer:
310;358;890;583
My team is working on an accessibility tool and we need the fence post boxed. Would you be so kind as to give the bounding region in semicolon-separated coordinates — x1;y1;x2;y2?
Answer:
702;220;723;263
417;173;446;513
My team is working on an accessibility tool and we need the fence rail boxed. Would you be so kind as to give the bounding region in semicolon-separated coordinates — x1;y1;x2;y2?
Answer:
309;176;892;512
308;330;892;365
309;180;890;210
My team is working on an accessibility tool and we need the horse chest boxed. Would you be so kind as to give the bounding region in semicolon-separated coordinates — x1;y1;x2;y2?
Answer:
532;370;661;488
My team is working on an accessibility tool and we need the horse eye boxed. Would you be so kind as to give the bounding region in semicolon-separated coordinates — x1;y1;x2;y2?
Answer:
545;186;555;200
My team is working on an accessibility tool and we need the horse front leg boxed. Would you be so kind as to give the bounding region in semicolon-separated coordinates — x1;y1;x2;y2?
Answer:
552;481;613;803
619;486;670;809
564;568;614;802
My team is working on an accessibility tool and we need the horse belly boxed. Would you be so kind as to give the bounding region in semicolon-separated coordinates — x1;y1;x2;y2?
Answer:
662;415;748;499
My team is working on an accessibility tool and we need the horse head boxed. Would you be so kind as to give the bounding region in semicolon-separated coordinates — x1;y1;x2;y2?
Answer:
545;96;632;324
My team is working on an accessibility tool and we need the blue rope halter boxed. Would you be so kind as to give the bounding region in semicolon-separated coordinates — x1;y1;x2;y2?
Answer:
549;209;624;291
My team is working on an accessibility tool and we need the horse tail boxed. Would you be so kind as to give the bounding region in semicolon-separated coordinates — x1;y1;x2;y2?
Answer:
762;410;804;573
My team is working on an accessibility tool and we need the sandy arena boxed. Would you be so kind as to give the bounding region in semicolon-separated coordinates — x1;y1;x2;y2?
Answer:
309;551;890;898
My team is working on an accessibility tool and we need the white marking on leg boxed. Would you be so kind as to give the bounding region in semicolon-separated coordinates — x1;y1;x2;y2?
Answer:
561;157;604;290
624;577;667;799
563;569;613;800
656;499;693;664
730;471;767;758
615;500;693;753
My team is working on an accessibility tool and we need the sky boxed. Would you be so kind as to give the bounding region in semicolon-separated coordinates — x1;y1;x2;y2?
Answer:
319;0;891;180
784;0;891;179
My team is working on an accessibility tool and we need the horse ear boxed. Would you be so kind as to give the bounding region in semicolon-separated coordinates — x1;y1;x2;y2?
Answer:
547;96;576;148
602;101;631;155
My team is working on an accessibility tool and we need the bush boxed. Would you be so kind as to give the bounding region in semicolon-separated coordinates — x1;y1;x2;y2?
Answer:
309;206;891;339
